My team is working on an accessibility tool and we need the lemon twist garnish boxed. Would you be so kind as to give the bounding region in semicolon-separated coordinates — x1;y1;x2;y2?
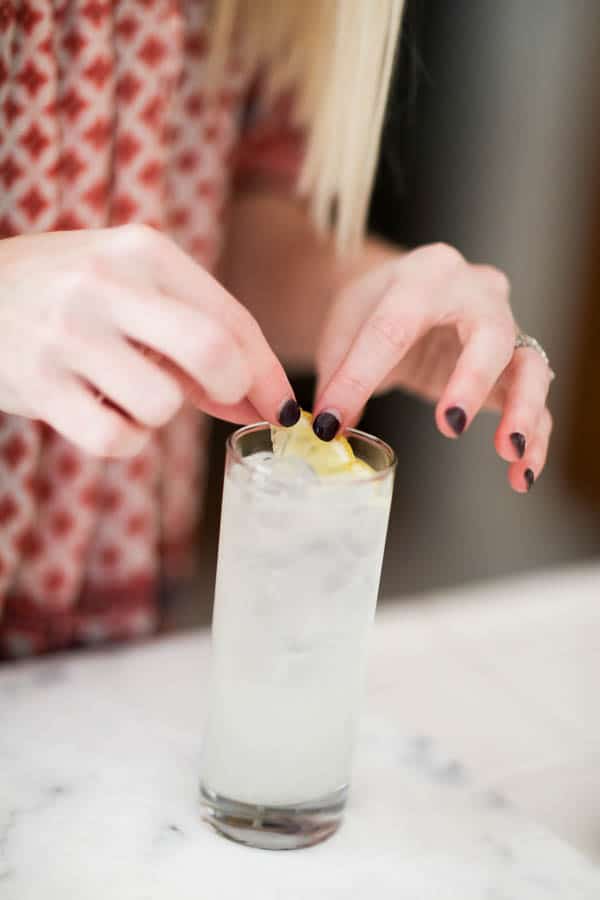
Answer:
271;411;374;479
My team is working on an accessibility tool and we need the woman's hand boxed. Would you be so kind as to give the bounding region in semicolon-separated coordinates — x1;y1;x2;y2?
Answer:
0;225;298;457
314;243;553;493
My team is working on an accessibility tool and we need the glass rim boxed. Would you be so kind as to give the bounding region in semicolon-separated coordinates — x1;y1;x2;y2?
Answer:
226;421;397;485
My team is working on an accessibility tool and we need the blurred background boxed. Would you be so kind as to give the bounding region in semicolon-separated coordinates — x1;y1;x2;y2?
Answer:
364;0;600;598
182;0;600;625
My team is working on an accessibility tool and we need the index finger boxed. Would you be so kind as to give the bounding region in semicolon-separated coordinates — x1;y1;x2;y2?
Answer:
163;244;298;425
121;226;298;426
314;281;432;438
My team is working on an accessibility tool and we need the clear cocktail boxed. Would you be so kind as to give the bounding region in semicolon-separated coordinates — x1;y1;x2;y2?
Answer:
201;415;395;849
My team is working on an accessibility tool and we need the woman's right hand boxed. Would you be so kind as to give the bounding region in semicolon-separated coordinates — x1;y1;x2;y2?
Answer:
0;225;297;457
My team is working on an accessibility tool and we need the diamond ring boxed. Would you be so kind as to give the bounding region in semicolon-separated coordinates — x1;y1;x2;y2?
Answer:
514;333;555;381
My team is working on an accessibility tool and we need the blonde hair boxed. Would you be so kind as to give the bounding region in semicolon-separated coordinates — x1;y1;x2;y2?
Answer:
210;1;405;252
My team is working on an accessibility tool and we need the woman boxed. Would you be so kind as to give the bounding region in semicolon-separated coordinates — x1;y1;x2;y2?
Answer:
0;0;552;658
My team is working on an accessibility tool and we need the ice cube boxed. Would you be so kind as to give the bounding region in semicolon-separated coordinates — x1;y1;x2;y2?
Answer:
266;456;319;488
244;450;275;474
343;511;387;556
246;453;318;496
226;461;251;489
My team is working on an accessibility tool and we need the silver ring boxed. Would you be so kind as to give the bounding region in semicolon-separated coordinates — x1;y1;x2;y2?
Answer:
514;333;555;381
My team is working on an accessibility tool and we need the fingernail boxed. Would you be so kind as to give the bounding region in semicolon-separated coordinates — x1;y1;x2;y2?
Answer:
524;468;535;492
278;398;300;427
313;411;340;442
445;406;467;436
510;432;526;459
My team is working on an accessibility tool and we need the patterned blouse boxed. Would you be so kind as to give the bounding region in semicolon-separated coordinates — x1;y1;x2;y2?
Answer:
0;0;302;658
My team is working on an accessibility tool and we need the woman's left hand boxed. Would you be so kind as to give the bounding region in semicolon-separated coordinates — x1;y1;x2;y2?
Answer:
314;243;553;493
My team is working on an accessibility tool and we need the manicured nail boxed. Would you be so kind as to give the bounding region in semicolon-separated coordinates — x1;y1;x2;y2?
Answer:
445;406;467;436
313;411;340;442
524;468;535;492
278;398;300;427
510;432;526;459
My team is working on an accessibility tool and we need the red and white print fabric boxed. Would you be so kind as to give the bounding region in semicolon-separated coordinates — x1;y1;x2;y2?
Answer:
0;0;303;658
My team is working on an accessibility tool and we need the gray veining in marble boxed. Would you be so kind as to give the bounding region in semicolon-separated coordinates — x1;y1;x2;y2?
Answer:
1;603;599;899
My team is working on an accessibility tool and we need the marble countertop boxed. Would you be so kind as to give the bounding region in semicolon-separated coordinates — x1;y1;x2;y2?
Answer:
1;564;599;899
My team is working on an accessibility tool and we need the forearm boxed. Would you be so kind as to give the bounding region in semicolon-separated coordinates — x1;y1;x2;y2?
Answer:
220;188;397;372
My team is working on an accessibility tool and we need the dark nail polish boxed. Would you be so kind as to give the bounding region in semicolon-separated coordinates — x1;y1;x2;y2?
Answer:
524;468;535;492
445;406;467;436
510;432;526;459
313;411;340;442
278;398;300;427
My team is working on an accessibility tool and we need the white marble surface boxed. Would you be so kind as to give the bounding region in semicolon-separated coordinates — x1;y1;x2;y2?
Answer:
1;564;600;898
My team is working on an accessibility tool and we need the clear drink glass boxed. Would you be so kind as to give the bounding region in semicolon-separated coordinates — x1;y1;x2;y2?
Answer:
200;422;395;850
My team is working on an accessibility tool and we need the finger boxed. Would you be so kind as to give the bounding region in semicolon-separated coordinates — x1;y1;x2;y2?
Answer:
187;391;259;424
105;286;252;407
315;280;433;437
493;348;552;462
63;336;183;429
316;262;397;396
435;319;514;439
40;374;150;458
346;406;366;429
119;225;256;338
155;357;261;424
508;407;553;493
115;227;297;424
314;246;471;436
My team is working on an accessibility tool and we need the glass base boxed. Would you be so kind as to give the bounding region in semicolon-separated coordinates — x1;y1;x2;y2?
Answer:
200;783;348;850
